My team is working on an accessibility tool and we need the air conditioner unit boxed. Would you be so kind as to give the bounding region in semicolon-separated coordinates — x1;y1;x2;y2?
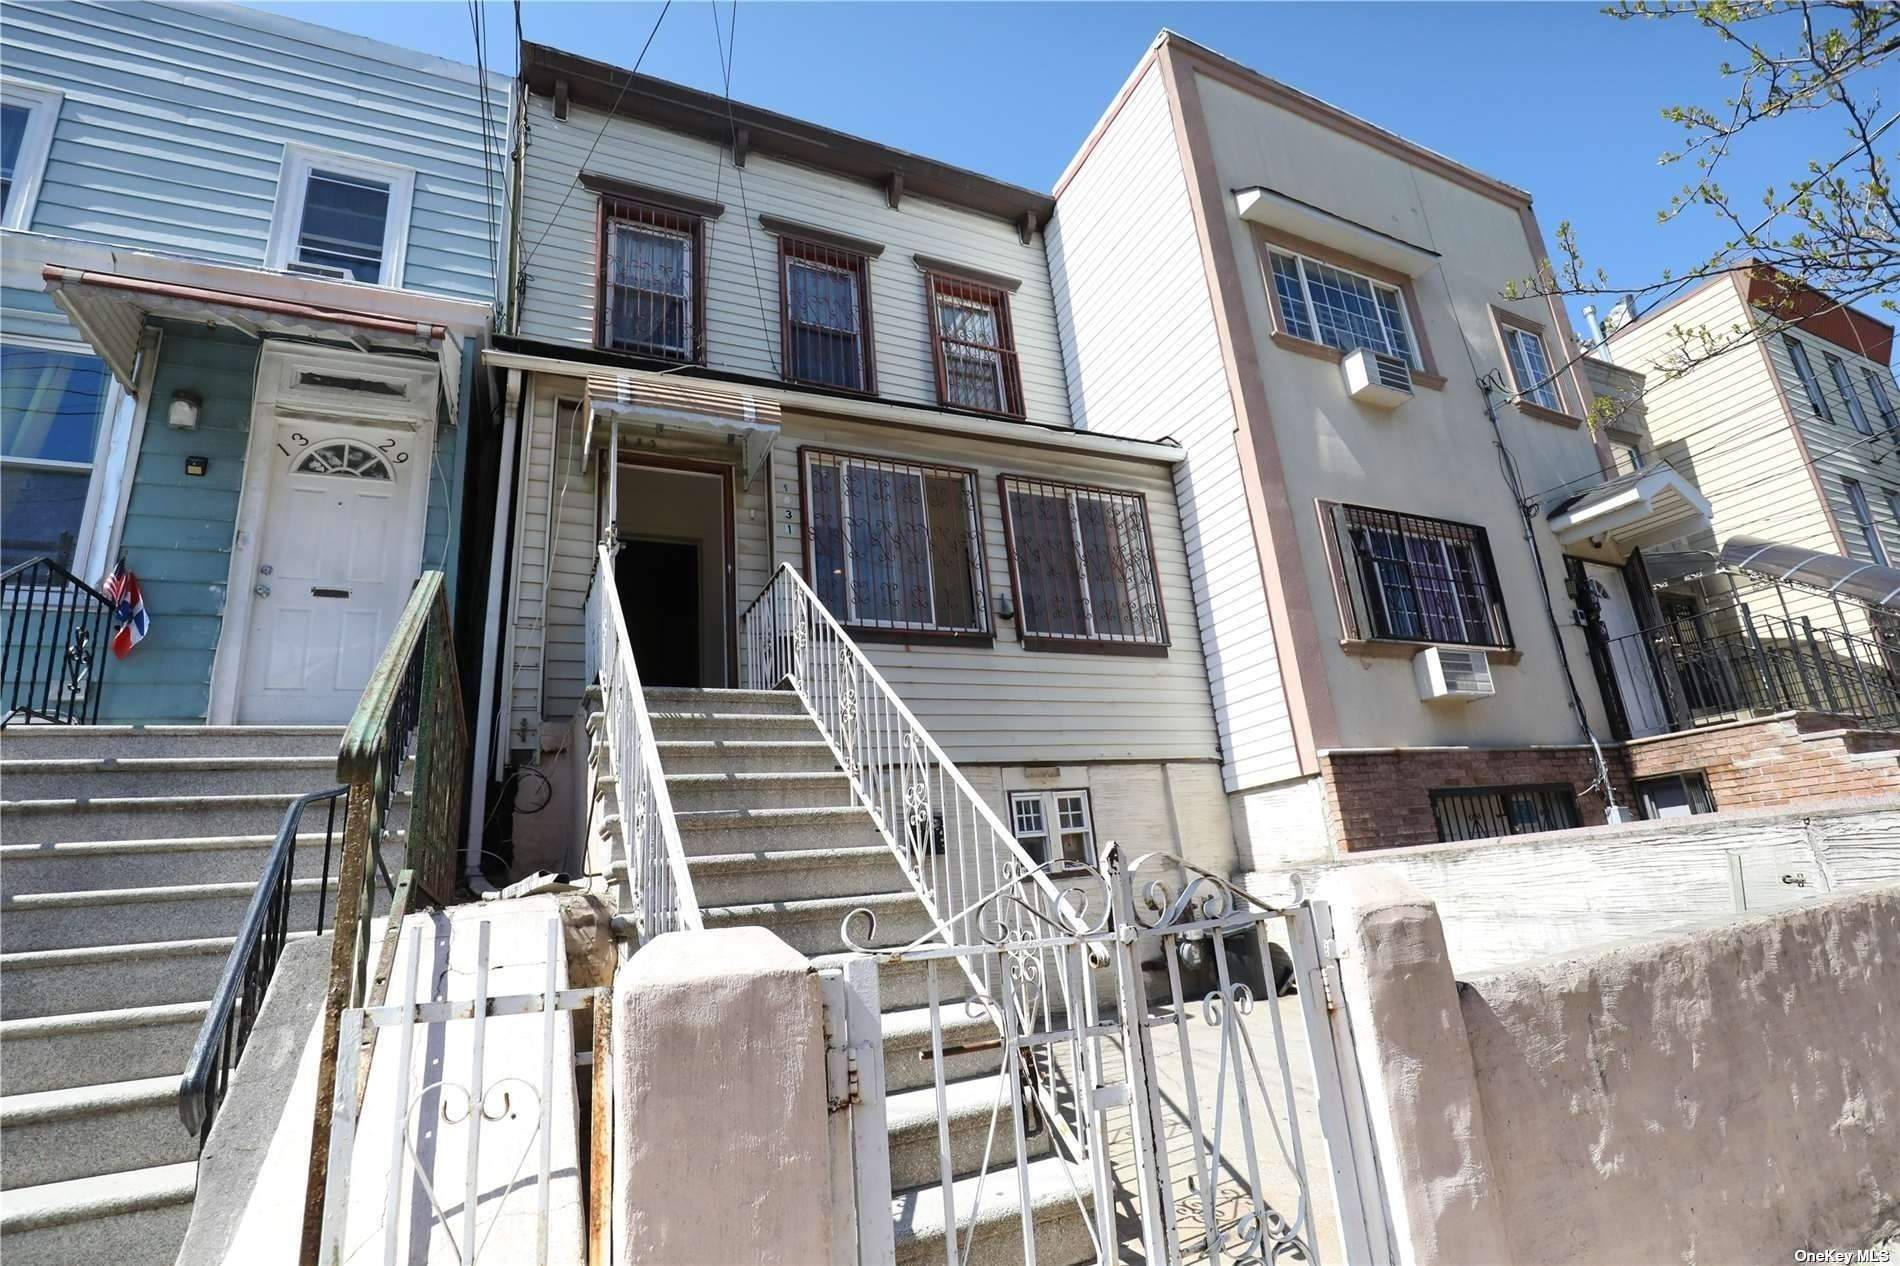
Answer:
1414;646;1495;701
1342;347;1413;409
287;260;356;281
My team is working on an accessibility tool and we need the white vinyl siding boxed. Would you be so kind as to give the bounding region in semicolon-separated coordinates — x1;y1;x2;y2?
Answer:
514;93;1071;426
1047;61;1299;790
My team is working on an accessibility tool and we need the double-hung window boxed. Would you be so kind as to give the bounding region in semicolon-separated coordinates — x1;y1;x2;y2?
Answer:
0;342;113;571
1502;326;1563;412
803;450;987;636
1864;369;1899;433
1267;250;1418;368
1000;476;1167;653
1328;503;1512;649
926;273;1023;417
781;238;872;391
1009;789;1096;866
266;145;414;286
1842;478;1889;566
1784;336;1832;421
1825;352;1872;434
1;84;60;231
601;201;700;361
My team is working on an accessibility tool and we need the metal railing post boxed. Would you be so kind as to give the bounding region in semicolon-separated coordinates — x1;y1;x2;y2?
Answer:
1799;616;1842;714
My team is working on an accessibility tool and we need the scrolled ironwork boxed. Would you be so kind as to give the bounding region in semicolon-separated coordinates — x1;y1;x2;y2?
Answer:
1;555;116;726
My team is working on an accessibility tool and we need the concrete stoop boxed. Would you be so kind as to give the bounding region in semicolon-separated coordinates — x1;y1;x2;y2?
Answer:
634;687;1093;1265
0;723;374;1266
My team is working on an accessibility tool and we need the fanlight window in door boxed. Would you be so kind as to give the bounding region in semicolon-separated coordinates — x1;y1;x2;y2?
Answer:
294;440;394;480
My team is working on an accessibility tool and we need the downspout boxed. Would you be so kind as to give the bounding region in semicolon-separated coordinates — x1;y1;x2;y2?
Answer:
466;366;524;887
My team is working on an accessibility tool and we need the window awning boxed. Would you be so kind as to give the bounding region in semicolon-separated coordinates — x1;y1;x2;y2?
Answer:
582;372;781;487
1721;535;1900;608
1547;466;1712;560
40;263;468;420
1233;186;1440;278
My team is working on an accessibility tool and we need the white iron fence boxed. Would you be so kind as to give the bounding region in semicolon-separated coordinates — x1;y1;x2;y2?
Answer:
587;542;700;937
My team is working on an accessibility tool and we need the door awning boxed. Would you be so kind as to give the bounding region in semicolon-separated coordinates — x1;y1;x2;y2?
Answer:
41;264;466;420
1721;535;1900;608
582;372;781;486
1547;466;1712;560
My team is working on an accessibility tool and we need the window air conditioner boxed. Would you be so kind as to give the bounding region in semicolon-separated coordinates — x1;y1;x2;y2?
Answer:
1342;347;1413;409
288;260;356;281
1414;646;1494;701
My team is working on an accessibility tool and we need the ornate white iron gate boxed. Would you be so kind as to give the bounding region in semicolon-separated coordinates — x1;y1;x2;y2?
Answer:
830;848;1388;1266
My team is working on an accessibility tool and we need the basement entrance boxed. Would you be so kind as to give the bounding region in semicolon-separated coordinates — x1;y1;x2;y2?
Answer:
611;459;733;688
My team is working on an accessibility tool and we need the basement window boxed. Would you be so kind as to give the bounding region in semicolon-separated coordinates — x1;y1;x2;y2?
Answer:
1430;784;1579;842
1634;772;1715;820
1009;789;1095;866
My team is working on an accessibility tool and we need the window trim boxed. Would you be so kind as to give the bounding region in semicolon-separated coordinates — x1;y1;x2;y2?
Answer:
797;446;992;644
997;474;1170;656
0;82;61;232
1007;787;1097;867
594;195;707;364
1842;477;1890;566
263;143;415;288
1824;351;1873;434
777;234;877;395
1783;334;1832;422
1489;306;1579;423
0;334;126;580
924;270;1024;419
1257;229;1442;386
1320;500;1515;652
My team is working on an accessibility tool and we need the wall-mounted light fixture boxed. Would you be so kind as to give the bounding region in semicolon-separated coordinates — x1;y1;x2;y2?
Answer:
167;390;202;431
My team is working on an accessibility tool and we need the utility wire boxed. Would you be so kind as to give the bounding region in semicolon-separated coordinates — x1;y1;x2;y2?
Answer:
709;0;780;375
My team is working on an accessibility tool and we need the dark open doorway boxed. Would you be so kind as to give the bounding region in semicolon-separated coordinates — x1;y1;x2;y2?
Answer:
617;538;702;687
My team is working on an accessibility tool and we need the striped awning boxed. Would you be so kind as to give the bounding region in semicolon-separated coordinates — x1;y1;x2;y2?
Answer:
582;371;781;485
1721;536;1900;608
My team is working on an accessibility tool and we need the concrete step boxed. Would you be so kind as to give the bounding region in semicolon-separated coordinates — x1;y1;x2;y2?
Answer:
885;1074;1057;1192
0;1074;194;1188
880;1001;1000;1094
655;739;839;776
700;889;934;957
0;933;313;1021
642;687;807;716
0;755;341;799
664;770;854;813
675;806;887;857
0;876;342;953
0;789;408;847
0;831;396;897
812;952;977;1013
686;846;908;907
0;725;342;760
647;711;821;743
892;1154;1095;1266
0;1161;197;1266
0;1001;207;1094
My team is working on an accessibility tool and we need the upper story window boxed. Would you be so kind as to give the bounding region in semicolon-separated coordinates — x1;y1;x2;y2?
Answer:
925;272;1023;418
0;342;112;571
1864;369;1898;432
1824;351;1873;433
266;145;414;287
1783;335;1832;422
803;449;988;639
1267;251;1418;368
780;236;873;392
1;84;61;231
601;200;702;361
999;476;1168;654
1502;326;1562;412
1842;478;1889;566
1325;502;1513;650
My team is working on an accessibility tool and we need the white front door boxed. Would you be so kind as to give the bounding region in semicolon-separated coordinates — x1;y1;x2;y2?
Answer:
1585;561;1671;738
235;423;425;723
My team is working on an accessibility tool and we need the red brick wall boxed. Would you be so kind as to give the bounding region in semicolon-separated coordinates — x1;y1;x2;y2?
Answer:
1321;712;1900;852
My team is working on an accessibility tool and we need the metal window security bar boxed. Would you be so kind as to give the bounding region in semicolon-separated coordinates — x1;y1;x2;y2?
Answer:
0;555;115;725
601;199;698;361
782;238;873;392
927;273;1023;417
1430;784;1580;842
1000;475;1168;650
803;449;989;637
1326;502;1513;650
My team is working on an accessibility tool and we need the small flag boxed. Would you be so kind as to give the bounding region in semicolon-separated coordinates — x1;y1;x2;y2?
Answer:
101;560;150;659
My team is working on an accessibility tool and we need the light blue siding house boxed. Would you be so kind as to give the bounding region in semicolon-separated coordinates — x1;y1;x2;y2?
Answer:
0;0;505;724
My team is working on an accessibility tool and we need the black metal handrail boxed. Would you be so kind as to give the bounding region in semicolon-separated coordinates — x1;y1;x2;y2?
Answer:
178;786;347;1143
1;556;116;726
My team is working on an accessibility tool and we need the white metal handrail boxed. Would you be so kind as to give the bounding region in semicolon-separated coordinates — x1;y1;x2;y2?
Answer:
589;543;701;935
741;564;1082;988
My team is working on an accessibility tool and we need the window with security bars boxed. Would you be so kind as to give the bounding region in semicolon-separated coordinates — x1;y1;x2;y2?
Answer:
1001;476;1167;653
601;200;700;361
1431;785;1579;842
926;273;1023;417
1326;503;1512;649
1009;789;1095;866
1267;250;1417;368
781;239;872;391
803;450;987;637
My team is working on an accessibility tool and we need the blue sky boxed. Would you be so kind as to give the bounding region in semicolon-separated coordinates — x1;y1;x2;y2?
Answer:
249;1;1873;338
